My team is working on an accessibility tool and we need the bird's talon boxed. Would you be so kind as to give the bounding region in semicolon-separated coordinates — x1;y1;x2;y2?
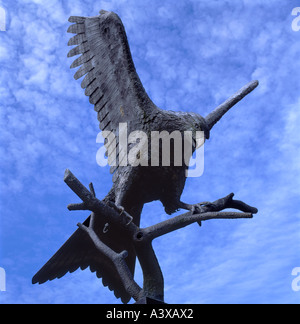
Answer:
110;203;125;216
125;215;133;226
193;204;202;214
118;206;125;216
108;202;133;225
189;206;195;215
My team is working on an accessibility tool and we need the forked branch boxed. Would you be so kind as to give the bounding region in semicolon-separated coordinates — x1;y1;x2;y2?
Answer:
64;169;258;303
77;213;144;302
141;193;257;241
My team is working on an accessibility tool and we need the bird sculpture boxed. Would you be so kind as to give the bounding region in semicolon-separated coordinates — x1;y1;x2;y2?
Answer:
32;10;258;303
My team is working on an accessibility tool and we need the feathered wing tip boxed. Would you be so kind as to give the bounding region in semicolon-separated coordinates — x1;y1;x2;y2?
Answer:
205;80;259;131
66;11;158;177
32;212;135;304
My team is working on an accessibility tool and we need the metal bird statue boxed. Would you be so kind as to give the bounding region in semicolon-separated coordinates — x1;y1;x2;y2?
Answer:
32;10;258;303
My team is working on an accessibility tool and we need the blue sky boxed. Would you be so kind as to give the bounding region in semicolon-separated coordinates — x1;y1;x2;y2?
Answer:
0;0;299;304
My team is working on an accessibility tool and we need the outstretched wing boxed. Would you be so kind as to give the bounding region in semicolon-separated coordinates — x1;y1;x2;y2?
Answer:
67;11;158;173
32;213;136;304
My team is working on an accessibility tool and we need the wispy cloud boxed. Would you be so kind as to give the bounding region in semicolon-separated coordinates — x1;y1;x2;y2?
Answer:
0;0;299;304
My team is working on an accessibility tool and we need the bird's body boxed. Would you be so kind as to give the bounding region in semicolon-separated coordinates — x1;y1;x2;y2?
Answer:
32;10;258;304
105;109;208;220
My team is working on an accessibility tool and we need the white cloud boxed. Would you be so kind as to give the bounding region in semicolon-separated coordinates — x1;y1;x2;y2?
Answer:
0;0;299;305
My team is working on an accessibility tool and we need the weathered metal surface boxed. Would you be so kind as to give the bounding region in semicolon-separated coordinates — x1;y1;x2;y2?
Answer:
32;10;258;304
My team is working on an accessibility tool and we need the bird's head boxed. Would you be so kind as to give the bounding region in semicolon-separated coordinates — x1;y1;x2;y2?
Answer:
189;112;210;141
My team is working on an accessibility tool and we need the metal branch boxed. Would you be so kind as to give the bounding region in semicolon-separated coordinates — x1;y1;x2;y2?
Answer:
77;214;144;302
64;169;138;236
142;211;253;241
137;193;257;242
64;169;162;301
64;169;257;304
